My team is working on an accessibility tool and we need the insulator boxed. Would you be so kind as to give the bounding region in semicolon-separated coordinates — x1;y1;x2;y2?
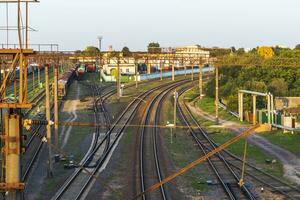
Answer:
31;120;49;126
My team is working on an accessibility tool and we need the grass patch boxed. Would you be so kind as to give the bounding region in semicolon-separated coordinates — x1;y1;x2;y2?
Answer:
36;73;97;199
184;86;244;123
161;96;211;194
208;128;284;178
260;130;300;156
37;162;73;200
196;96;241;123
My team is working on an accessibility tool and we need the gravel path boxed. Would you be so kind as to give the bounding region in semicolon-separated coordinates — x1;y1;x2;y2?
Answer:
187;101;300;186
60;82;80;149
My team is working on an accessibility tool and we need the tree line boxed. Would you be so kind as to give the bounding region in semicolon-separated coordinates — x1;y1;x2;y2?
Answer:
205;45;300;112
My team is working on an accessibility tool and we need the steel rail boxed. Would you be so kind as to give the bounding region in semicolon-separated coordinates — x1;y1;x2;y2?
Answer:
181;89;300;200
139;81;189;200
177;88;258;200
52;80;187;200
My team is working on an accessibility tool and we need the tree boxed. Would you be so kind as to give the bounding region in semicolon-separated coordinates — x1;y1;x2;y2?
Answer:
249;47;258;54
272;46;282;56
295;44;300;50
236;48;245;55
267;78;288;97
74;50;82;55
257;46;274;59
122;46;132;57
230;46;236;53
148;42;161;53
82;46;100;56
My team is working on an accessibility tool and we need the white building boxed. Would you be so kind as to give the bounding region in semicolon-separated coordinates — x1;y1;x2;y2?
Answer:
175;45;210;58
103;57;136;75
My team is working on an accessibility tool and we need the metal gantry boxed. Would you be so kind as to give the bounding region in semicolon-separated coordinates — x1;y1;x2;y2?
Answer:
0;1;38;199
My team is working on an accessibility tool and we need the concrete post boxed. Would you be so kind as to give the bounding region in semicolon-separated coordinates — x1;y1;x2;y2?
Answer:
174;90;177;127
160;62;163;81
172;64;175;81
183;60;186;77
117;57;121;100
54;66;59;147
241;93;244;122
238;93;241;120
239;92;244;122
147;62;151;74
37;66;40;86
19;54;23;103
32;66;35;89
267;94;271;125
45;66;53;177
271;94;274;124
191;65;194;81
252;94;257;125
135;61;138;88
215;65;219;124
5;114;22;200
199;64;203;100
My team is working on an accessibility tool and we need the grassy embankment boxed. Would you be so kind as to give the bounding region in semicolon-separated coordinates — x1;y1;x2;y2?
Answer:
160;92;213;197
182;86;284;178
37;72;101;199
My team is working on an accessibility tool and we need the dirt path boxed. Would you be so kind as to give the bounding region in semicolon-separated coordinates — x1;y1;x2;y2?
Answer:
187;101;300;186
60;83;81;149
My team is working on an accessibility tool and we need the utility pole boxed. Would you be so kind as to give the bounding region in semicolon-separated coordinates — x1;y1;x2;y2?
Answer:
0;1;37;199
4;112;23;200
32;66;35;89
215;65;219;124
54;66;59;148
38;57;41;86
160;61;163;81
25;1;28;49
182;57;186;77
117;56;121;100
171;64;175;81
199;61;203;100
37;65;40;86
174;89;178;127
97;36;103;82
45;65;53;177
135;61;138;89
252;94;257;125
191;64;194;81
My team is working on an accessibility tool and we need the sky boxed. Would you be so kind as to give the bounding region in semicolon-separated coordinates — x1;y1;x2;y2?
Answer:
1;0;300;51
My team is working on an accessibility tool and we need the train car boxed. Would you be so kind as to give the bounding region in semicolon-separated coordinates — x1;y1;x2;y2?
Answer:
86;63;96;72
76;65;86;80
15;66;33;79
150;66;158;73
162;66;172;72
58;66;78;99
138;63;147;74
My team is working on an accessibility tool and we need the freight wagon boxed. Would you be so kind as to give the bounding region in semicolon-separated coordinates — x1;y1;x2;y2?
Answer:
58;65;78;99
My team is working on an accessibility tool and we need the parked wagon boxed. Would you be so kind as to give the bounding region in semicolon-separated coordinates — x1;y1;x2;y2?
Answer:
57;66;78;99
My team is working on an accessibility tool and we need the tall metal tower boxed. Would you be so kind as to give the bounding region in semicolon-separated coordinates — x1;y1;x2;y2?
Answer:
97;36;103;52
0;1;38;200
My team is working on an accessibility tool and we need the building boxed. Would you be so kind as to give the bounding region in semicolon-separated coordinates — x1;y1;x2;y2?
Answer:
103;57;136;75
175;45;210;59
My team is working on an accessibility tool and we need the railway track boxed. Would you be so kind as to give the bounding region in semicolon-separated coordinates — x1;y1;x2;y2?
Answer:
139;81;191;200
177;88;259;200
52;79;191;200
177;87;300;200
51;83;151;199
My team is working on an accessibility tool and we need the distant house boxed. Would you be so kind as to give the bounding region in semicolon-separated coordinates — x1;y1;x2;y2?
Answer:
103;58;136;75
175;45;210;59
275;97;300;129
